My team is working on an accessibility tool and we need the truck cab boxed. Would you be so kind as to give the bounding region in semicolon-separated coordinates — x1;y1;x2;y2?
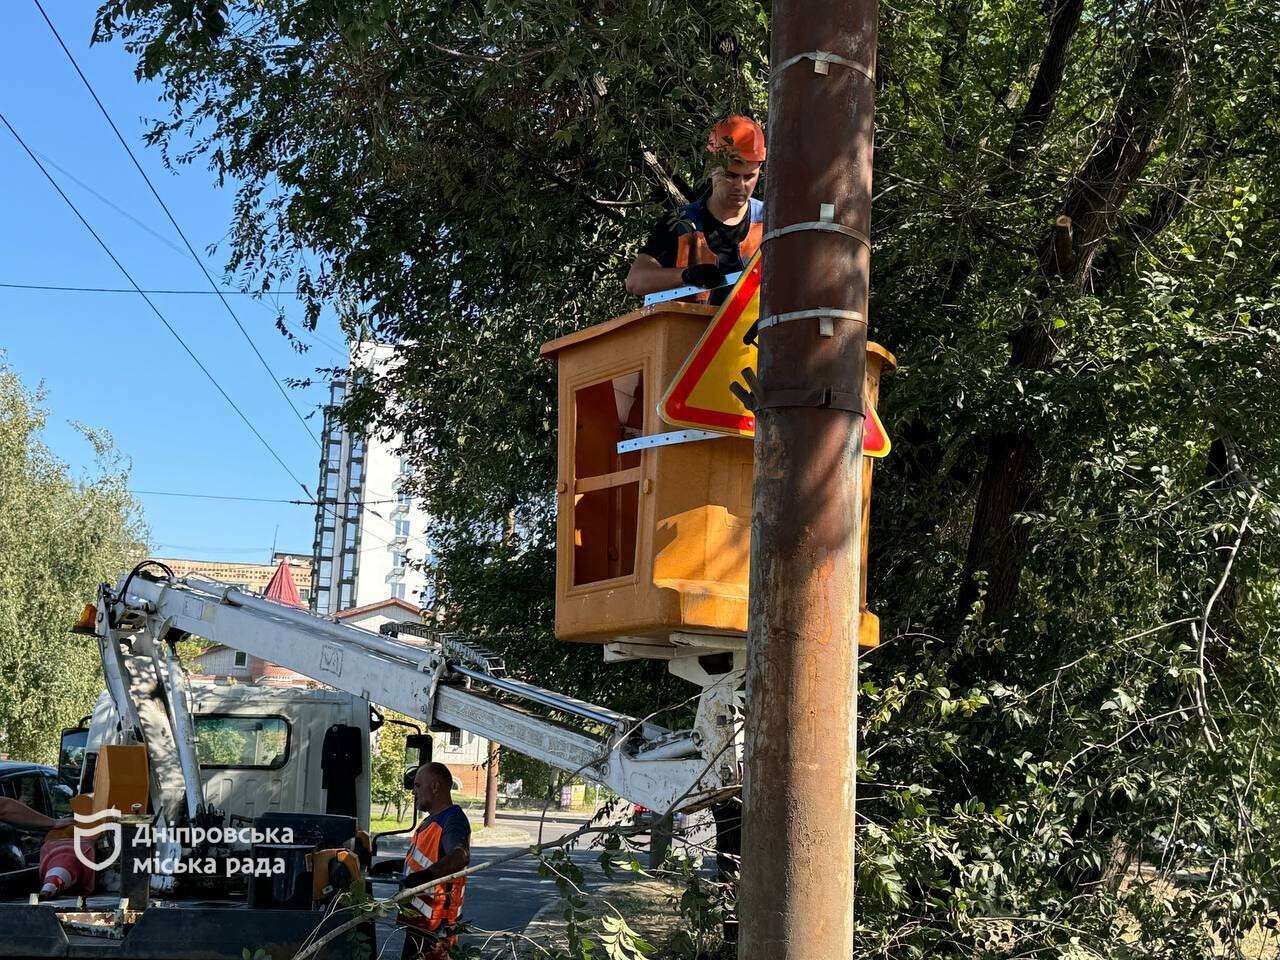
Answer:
80;682;373;834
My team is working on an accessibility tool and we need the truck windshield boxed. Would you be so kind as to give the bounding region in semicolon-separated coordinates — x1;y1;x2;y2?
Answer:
195;715;290;770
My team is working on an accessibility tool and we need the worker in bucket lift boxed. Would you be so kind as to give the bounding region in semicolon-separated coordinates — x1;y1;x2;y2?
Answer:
399;762;471;960
625;115;766;306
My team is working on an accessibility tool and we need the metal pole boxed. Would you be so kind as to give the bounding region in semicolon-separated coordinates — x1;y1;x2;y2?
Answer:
737;2;878;958
484;740;500;828
649;811;673;869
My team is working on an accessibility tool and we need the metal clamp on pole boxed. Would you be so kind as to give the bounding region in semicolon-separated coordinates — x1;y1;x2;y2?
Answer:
761;221;870;251
772;49;875;84
763;200;871;253
758;308;865;338
757;386;864;414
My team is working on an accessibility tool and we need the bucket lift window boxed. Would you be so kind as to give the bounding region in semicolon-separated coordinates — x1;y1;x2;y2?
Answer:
573;371;644;585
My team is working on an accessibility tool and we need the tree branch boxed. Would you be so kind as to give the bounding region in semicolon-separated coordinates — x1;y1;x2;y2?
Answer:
992;0;1087;195
293;821;613;960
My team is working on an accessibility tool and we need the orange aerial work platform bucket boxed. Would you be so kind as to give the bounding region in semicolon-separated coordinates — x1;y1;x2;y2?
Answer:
541;301;894;650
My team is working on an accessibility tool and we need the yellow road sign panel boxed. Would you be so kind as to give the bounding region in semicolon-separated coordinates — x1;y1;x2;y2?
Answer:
658;253;890;456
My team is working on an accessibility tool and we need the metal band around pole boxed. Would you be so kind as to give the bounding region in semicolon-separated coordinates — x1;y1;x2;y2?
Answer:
771;49;875;85
761;221;871;251
757;308;865;337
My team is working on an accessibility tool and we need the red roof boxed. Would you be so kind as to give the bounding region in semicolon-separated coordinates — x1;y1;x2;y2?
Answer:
334;597;422;620
263;560;304;608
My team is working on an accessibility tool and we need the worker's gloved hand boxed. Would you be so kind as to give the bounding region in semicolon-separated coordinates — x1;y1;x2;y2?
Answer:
681;263;729;291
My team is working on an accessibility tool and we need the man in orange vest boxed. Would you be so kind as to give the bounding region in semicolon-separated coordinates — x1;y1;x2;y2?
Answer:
399;762;471;959
625;115;766;306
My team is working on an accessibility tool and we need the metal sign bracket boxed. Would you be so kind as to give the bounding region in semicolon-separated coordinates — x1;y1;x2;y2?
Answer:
617;429;727;455
642;271;744;307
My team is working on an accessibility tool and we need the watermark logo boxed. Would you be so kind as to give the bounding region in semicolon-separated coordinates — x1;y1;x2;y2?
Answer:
72;807;122;871
67;815;293;877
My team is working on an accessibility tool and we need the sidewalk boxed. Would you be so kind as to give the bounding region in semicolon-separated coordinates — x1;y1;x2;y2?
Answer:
496;807;598;826
376;821;531;855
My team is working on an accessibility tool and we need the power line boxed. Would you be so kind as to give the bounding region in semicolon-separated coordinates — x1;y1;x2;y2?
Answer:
33;0;319;448
0;108;313;496
33;151;190;259
130;488;393;506
6;108;391;559
6;139;396;564
0;281;299;295
152;544;277;557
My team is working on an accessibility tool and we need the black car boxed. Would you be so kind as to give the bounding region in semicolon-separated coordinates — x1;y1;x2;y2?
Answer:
0;761;74;872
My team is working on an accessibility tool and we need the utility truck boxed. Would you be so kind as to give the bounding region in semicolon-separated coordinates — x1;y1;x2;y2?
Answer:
0;296;892;959
0;563;744;959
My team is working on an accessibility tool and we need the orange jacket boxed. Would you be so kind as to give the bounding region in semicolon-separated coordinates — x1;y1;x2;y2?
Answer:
401;811;466;936
673;198;764;302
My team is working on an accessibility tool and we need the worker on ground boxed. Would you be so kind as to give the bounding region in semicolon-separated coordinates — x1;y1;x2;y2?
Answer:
399;762;471;960
625;115;766;306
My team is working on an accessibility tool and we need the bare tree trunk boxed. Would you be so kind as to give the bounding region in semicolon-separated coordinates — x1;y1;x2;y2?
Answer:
996;0;1087;188
958;0;1210;617
934;0;1087;350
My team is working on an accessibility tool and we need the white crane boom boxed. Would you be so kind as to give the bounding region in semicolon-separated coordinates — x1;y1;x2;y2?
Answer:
95;571;742;816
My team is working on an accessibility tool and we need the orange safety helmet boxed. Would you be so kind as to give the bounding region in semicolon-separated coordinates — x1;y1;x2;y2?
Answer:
706;115;766;163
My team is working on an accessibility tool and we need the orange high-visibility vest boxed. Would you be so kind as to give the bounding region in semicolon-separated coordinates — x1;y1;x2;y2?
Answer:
401;812;466;937
673;198;764;302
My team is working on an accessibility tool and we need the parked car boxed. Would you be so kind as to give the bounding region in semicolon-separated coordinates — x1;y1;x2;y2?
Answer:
0;761;73;871
630;804;684;833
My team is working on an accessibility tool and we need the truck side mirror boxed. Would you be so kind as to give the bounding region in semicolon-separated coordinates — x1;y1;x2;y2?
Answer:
58;726;89;786
403;733;433;790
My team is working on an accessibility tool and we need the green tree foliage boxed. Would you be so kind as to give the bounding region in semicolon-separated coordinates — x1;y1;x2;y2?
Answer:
97;0;1280;954
93;0;765;716
370;714;411;820
194;718;249;766
499;749;563;806
0;365;145;763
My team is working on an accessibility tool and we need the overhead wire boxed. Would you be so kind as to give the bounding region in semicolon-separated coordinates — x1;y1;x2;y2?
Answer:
4;162;395;567
34;150;190;259
15;9;399;561
0;192;372;565
0;108;312;494
33;0;320;447
129;489;395;506
0;281;300;295
152;543;278;556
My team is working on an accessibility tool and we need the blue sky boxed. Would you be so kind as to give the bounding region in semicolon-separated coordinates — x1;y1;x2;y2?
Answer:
1;3;348;563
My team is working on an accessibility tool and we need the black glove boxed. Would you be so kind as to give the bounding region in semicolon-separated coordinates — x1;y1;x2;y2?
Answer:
681;263;729;290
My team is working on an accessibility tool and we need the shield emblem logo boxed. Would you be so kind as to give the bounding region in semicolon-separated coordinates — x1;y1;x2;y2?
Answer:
72;807;123;871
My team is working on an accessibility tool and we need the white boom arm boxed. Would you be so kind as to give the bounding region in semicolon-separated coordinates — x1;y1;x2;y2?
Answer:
95;571;741;816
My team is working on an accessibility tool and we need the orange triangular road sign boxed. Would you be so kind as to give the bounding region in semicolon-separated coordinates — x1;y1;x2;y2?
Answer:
659;253;890;457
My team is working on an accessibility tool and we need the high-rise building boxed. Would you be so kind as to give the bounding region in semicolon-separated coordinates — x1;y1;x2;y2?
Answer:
310;343;434;616
309;345;489;792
